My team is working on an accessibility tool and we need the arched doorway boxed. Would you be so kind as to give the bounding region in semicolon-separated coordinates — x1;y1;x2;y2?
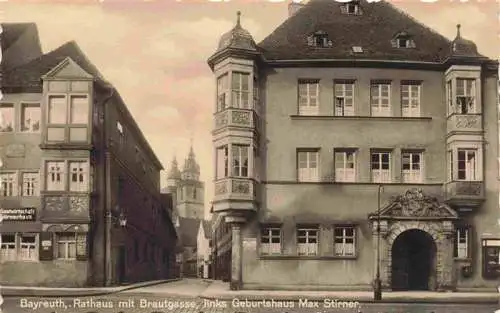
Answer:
391;229;437;291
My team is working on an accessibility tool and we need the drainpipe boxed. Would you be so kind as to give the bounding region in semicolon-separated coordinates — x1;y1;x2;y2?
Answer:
101;86;115;287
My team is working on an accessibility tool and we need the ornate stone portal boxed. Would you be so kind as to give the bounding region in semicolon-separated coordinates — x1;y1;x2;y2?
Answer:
369;188;458;291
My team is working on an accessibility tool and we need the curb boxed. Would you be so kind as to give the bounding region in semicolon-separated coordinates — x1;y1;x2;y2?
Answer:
2;278;182;297
199;294;500;305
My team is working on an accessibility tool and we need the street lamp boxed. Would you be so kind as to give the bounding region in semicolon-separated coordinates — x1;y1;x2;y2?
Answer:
373;184;383;301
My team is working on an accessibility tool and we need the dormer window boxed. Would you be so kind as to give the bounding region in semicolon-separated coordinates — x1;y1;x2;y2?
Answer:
391;32;416;48
341;1;361;15
307;31;332;48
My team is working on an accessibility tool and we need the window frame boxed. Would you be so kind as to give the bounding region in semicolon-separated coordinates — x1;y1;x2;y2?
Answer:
401;83;421;117
455;78;476;114
370;83;391;117
0;103;15;132
231;72;250;109
231;144;250;178
297;149;320;182
215;145;229;179
401;151;423;183
334;149;356;182
454;226;470;259
334;82;355;116
370;150;392;183
333;225;356;257
56;232;77;260
298;80;320;115
20;102;41;133
44;159;90;192
21;171;40;196
456;148;478;181
0;233;39;262
216;73;229;112
296;226;319;256
46;93;90;143
259;226;282;255
0;171;17;196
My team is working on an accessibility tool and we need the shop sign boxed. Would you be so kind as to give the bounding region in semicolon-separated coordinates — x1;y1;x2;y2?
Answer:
0;208;36;221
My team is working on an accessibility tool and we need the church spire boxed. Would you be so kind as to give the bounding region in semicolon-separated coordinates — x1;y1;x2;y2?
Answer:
182;137;200;177
167;155;181;180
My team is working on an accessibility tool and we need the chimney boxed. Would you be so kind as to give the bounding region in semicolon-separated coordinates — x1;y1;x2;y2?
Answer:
288;1;304;17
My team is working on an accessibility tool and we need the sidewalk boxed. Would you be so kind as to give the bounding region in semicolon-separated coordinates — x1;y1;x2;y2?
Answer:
200;280;500;304
1;278;181;297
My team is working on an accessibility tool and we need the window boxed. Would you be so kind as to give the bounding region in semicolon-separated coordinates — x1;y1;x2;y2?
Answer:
0;104;14;132
446;81;453;112
392;32;416;48
253;76;259;110
454;227;469;259
448;150;453;181
21;103;41;132
335;150;356;182
260;227;281;255
231;72;250;109
482;239;500;279
0;234;16;261
370;83;391;116
297;227;318;256
402;151;422;183
334;226;355;256
457;149;477;181
371;151;391;183
70;96;89;124
401;83;421;117
0;233;38;261
22;172;39;196
56;233;77;259
69;161;88;192
48;96;67;124
46;161;65;191
341;1;361;15
217;74;229;112
456;79;476;114
193;188;197;199
19;235;37;261
0;172;17;196
307;31;331;48
297;150;319;182
334;82;354;116
298;80;319;115
231;145;249;177
216;146;228;179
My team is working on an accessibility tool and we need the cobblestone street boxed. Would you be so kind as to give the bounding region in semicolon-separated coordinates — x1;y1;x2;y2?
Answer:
3;294;498;313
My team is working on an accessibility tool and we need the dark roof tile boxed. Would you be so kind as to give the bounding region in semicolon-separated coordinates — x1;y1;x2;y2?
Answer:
257;0;473;62
1;23;43;70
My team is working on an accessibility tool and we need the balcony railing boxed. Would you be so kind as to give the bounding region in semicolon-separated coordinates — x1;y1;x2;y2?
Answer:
214;109;257;131
41;194;90;220
446;114;482;133
213;177;256;202
444;181;484;206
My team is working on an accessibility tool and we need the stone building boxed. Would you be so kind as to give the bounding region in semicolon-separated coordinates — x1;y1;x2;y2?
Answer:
0;23;177;286
207;0;500;291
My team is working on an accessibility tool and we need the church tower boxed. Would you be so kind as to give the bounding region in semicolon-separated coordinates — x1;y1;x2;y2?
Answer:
170;143;205;219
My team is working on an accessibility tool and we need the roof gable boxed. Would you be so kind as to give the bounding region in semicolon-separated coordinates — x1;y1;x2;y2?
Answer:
1;23;43;71
258;0;453;62
42;57;93;80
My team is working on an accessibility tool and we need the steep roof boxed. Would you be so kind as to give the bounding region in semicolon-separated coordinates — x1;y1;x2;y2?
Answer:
177;217;200;247
2;40;105;90
258;0;473;62
1;23;43;71
201;220;212;239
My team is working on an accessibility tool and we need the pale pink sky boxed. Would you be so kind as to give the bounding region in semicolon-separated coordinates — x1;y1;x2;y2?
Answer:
1;0;498;218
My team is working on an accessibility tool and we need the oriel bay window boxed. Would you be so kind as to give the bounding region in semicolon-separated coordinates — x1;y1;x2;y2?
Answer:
297;227;319;256
402;151;422;183
0;233;38;261
260;227;281;255
45;160;89;192
334;226;356;257
46;94;89;143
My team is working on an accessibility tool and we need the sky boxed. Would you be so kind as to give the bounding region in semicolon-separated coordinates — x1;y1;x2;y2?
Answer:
0;0;498;219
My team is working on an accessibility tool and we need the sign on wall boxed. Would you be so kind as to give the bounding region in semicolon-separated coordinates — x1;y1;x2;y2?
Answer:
0;208;36;221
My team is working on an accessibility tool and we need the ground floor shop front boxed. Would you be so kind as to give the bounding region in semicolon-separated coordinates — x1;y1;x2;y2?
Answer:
225;189;500;291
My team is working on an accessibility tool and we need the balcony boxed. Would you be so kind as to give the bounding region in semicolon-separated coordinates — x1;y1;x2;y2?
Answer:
446;114;482;134
444;181;484;207
214;109;258;131
41;194;90;221
213;178;257;212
